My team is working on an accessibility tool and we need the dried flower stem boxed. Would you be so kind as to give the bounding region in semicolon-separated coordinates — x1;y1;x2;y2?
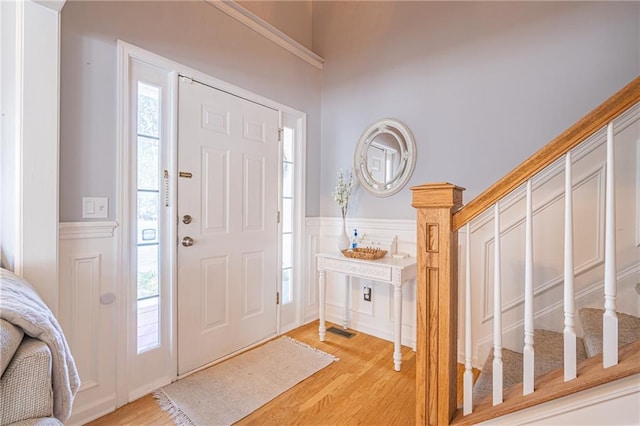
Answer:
332;169;355;219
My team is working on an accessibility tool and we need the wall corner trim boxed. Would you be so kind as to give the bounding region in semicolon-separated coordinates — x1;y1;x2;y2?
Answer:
205;0;324;70
33;0;66;13
59;221;119;239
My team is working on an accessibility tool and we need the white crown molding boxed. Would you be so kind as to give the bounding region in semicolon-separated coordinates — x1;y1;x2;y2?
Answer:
205;0;324;70
34;0;66;13
59;221;119;239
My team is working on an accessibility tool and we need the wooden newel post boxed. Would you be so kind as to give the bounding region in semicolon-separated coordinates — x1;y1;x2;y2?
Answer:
411;183;464;426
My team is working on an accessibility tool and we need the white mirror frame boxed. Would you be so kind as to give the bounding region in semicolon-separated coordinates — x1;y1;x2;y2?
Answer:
354;118;417;197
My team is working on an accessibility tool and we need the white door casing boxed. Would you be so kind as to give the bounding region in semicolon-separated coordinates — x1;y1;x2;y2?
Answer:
177;77;279;375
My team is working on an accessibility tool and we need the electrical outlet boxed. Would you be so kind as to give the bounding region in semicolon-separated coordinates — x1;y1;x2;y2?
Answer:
363;286;371;302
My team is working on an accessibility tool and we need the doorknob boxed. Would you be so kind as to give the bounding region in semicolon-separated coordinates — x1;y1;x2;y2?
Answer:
182;236;194;247
182;214;192;224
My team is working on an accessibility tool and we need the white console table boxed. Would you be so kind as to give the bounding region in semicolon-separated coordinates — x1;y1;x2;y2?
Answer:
316;252;417;371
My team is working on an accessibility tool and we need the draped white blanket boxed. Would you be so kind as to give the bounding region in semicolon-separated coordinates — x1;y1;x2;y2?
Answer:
0;268;80;422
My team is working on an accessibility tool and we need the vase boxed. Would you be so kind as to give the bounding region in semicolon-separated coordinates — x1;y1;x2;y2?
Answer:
337;218;350;251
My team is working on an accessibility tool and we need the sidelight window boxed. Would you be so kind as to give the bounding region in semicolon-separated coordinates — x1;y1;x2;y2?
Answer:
136;82;161;353
281;126;295;305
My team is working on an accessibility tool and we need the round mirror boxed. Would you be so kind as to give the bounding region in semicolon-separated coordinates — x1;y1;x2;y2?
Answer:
354;118;416;196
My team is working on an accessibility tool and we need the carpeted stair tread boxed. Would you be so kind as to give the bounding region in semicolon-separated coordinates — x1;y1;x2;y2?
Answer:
472;329;587;403
472;347;523;403
534;329;588;372
579;307;640;357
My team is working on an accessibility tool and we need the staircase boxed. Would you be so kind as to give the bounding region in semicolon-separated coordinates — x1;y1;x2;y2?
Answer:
472;308;640;404
411;76;640;425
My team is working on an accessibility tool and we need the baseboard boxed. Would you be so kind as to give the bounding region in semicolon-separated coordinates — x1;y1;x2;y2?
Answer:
325;309;416;349
66;395;117;426
128;375;173;402
480;374;640;425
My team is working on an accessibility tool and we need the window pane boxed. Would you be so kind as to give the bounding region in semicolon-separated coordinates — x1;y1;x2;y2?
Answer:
137;136;159;190
137;82;160;138
137;244;159;299
282;268;292;304
137;191;159;244
137;296;159;352
283;127;294;163
282;233;292;269
283;161;293;198
282;198;292;234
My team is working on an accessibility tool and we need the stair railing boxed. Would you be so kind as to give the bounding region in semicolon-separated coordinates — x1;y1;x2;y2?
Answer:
411;76;640;425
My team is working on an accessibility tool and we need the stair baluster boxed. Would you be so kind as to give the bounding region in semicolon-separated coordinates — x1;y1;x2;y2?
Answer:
463;223;473;414
414;78;640;425
563;151;577;381
523;180;535;394
603;122;618;368
492;203;503;406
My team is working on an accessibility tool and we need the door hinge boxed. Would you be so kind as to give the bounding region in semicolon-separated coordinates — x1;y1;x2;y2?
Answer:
276;292;280;305
278;128;283;142
277;211;281;223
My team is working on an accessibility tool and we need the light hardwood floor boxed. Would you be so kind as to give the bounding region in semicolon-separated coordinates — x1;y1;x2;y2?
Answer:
88;321;416;425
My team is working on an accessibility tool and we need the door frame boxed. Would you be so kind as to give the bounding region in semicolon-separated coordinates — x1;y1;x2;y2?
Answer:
116;40;307;405
277;112;307;334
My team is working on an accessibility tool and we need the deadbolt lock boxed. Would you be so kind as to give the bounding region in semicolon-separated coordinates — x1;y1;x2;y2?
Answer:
182;214;192;224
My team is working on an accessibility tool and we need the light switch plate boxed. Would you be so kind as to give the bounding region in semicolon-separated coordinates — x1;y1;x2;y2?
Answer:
82;197;108;219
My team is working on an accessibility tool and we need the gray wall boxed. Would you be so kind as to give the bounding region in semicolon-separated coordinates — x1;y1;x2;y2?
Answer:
60;1;640;223
60;0;322;221
313;1;640;219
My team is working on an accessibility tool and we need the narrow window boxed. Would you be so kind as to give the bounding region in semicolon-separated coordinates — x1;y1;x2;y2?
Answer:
136;82;161;353
281;127;295;304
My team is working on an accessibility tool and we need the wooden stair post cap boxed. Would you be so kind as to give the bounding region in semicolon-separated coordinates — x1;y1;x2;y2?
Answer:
411;182;465;209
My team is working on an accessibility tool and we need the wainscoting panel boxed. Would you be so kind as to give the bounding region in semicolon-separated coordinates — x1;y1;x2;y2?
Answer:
460;105;640;367
479;164;605;323
59;221;119;425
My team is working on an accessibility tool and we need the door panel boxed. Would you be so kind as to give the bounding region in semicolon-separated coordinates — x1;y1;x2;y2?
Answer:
202;148;229;232
177;77;278;375
244;154;265;231
242;251;265;317
201;256;229;330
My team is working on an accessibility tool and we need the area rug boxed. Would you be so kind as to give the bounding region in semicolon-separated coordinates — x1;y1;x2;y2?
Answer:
154;336;338;426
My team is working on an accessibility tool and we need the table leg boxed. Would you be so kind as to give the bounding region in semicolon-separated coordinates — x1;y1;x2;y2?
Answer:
393;284;402;371
343;276;350;329
319;270;326;341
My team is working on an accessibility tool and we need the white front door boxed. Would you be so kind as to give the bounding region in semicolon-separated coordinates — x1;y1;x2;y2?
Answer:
177;77;279;375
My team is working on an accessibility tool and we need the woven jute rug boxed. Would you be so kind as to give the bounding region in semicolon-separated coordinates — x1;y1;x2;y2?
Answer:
154;336;338;426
